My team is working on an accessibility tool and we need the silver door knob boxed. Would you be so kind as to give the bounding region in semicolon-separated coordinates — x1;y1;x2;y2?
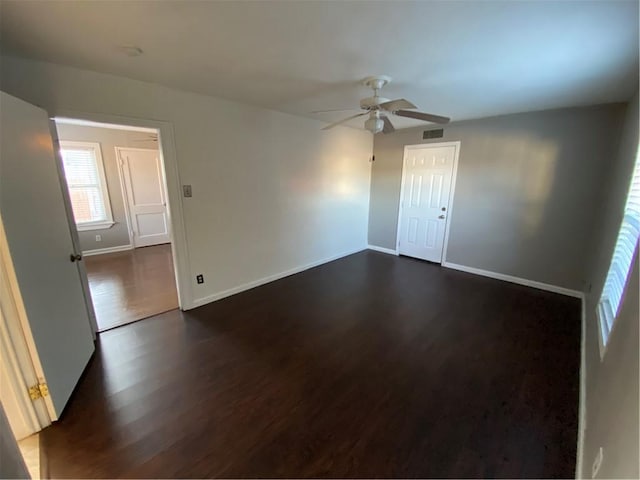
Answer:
438;215;445;219
69;253;82;262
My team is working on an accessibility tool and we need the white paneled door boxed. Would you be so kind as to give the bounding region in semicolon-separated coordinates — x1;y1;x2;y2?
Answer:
118;148;171;248
0;91;95;419
397;143;458;263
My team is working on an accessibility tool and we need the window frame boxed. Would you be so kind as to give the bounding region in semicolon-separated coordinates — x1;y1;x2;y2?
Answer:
59;140;114;231
596;152;640;360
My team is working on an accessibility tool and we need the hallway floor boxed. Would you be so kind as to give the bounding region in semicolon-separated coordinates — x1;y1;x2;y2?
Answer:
84;244;178;331
42;251;580;477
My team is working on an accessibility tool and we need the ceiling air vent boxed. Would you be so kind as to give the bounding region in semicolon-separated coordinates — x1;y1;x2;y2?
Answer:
423;129;444;140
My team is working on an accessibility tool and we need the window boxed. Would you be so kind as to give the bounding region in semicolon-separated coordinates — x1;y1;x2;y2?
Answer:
60;141;114;231
597;150;640;353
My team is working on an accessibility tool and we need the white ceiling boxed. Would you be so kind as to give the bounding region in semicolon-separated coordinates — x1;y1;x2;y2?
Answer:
1;0;638;130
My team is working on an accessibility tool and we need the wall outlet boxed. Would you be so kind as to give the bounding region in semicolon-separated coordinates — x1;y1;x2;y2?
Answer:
95;235;101;242
196;274;204;284
591;447;603;478
183;185;192;198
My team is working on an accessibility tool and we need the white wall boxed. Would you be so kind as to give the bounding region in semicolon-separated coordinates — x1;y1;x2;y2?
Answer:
0;55;372;309
580;92;639;479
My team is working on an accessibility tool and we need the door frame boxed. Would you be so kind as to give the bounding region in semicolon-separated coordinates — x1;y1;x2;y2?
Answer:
115;146;172;249
53;110;192;315
395;141;461;264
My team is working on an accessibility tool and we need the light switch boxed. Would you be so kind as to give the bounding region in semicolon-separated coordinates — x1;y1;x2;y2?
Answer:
183;185;192;197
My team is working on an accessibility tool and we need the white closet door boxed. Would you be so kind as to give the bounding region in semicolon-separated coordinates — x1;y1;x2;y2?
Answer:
398;144;456;263
119;148;170;247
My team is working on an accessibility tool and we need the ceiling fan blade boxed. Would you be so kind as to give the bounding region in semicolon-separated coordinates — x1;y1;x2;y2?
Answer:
395;110;450;124
312;108;360;114
322;112;368;130
382;116;395;134
379;98;417;111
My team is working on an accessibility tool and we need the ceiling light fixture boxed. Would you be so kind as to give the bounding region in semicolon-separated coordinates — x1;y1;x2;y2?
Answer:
318;75;450;134
364;111;384;134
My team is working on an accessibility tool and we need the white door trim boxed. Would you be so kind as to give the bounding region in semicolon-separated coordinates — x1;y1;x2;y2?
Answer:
54;111;191;310
395;141;461;264
115;146;171;248
114;146;134;247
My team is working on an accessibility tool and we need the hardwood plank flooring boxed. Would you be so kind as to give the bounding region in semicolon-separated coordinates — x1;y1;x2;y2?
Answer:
84;244;178;331
41;251;580;478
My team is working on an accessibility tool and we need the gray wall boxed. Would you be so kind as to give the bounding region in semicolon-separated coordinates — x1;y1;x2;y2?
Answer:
580;92;639;479
369;105;625;290
0;403;29;479
55;123;158;252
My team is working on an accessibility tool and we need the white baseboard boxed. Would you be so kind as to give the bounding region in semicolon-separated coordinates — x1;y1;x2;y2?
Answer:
367;245;398;255
189;246;367;309
82;244;133;256
576;295;587;479
442;261;583;298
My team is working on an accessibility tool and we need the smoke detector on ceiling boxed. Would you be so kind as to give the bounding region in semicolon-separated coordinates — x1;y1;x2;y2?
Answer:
117;45;144;57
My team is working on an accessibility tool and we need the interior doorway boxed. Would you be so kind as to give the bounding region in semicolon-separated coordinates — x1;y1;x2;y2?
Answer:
54;119;179;331
1;91;190;471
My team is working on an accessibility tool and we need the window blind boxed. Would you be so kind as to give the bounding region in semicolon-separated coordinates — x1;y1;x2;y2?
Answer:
598;152;640;346
60;147;108;224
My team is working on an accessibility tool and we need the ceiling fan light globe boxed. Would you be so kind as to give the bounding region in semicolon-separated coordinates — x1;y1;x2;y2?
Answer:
364;116;384;134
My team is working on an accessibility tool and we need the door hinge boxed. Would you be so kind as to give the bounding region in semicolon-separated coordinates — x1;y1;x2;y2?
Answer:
28;382;49;401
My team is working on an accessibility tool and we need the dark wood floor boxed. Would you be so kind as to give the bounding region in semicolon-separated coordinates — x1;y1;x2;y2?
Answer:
41;251;580;478
84;244;178;331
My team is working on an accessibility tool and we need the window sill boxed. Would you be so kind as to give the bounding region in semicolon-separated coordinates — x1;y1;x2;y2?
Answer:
76;221;115;232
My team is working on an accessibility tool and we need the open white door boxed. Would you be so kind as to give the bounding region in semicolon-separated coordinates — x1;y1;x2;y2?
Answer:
0;216;53;438
0;91;95;419
118;147;171;247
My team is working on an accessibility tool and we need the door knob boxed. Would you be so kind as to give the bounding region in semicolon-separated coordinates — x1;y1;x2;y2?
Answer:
69;253;82;262
438;215;445;219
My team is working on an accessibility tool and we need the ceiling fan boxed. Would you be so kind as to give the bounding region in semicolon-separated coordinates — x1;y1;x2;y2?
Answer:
315;75;450;134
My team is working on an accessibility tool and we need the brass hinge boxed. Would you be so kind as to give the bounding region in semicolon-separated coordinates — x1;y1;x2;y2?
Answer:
28;382;49;401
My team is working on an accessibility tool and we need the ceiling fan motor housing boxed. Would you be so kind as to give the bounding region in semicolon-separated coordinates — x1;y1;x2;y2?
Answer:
360;95;391;110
